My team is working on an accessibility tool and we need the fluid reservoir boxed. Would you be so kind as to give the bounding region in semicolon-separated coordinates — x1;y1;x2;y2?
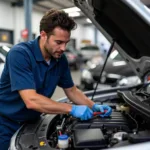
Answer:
116;105;129;113
58;134;69;149
120;105;129;113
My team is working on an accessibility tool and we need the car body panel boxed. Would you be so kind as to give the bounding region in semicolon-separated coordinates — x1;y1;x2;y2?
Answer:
65;47;83;69
80;45;100;62
80;51;136;90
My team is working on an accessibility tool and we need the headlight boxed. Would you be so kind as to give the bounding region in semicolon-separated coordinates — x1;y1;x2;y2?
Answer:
118;76;141;86
86;61;97;69
86;56;104;69
81;69;93;80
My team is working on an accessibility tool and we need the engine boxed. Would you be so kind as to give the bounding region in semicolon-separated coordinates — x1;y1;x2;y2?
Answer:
10;84;150;150
47;102;150;149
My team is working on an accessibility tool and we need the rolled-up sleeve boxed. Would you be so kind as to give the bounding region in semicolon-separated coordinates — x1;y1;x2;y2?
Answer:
8;49;36;92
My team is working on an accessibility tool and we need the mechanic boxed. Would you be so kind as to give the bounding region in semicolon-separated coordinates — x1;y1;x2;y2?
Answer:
0;9;112;150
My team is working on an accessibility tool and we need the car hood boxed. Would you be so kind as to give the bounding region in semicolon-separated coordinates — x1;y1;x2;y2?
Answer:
74;0;150;81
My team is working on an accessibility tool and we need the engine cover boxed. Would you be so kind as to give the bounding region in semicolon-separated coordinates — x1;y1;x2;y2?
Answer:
73;128;107;149
72;111;130;132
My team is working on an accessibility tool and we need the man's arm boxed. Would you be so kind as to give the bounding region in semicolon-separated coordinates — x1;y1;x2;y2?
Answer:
63;85;95;109
19;89;94;120
19;89;72;114
64;86;112;117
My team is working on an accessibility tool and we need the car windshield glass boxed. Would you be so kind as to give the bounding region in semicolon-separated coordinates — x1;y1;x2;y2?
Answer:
0;45;11;57
80;46;99;51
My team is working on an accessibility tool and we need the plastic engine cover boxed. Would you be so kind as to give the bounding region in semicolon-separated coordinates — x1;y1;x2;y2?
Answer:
73;128;107;149
72;112;130;132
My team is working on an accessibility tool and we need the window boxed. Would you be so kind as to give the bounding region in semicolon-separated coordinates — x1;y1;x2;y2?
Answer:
80;45;99;51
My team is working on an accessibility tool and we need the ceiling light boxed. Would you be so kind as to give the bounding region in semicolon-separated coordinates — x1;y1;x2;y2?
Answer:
68;12;80;17
110;50;118;59
86;18;92;23
63;7;80;13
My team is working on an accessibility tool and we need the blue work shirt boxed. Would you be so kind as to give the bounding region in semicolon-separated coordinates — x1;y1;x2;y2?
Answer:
0;36;74;123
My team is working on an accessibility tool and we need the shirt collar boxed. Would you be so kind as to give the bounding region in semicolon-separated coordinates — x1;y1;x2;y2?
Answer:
33;36;60;64
33;36;44;62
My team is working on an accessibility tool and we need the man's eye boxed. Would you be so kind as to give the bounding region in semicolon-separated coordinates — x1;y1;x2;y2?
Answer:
56;41;62;44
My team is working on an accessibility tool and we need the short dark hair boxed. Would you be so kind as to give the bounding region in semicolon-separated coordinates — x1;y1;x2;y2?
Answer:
40;9;77;35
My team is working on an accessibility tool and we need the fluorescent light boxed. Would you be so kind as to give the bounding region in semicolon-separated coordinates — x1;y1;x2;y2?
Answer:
86;18;92;23
113;61;126;66
110;50;118;59
68;12;80;17
63;7;80;13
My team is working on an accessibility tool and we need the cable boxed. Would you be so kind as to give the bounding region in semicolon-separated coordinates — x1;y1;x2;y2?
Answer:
91;40;116;100
126;113;138;133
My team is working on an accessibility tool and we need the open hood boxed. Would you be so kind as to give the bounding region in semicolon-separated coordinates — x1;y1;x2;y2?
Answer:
74;0;150;81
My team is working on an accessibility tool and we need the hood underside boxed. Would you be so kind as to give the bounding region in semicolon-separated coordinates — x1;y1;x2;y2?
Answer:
74;0;150;80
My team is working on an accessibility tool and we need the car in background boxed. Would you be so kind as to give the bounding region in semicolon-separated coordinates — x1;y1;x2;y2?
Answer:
65;46;83;70
117;75;141;87
80;50;136;90
0;43;12;77
80;44;100;62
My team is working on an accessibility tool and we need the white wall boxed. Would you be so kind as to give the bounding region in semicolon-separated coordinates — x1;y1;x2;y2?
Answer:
0;1;109;50
71;24;84;49
14;8;44;43
0;1;14;30
73;24;110;51
0;1;43;44
82;25;95;44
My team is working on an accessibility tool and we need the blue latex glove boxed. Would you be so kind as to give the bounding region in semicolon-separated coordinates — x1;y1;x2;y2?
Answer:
70;105;93;120
92;104;112;117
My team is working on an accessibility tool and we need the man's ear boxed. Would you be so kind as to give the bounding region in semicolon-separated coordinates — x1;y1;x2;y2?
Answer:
40;31;47;40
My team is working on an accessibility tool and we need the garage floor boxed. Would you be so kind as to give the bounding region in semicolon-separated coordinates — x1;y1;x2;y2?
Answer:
52;70;81;100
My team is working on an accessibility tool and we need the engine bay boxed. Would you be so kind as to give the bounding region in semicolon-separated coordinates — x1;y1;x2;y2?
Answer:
14;85;150;150
48;111;131;149
47;103;150;149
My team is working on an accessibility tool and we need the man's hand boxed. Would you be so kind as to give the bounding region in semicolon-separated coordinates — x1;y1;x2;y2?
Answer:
70;105;93;120
92;104;112;117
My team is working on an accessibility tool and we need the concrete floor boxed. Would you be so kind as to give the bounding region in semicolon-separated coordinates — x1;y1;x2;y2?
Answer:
51;70;81;100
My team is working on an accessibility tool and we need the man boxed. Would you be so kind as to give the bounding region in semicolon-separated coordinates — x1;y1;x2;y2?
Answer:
0;9;112;150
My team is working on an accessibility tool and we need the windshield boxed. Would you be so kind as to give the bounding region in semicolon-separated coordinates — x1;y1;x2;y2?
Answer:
80;45;99;51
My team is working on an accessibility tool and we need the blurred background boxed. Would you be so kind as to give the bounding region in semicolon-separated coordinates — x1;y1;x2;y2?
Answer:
0;0;149;99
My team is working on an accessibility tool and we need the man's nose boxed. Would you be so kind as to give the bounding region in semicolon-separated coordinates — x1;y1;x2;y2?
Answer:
60;44;66;52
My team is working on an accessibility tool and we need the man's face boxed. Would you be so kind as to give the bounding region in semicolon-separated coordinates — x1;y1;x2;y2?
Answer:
43;27;70;59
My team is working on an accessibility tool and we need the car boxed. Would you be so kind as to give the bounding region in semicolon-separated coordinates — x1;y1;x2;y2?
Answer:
80;44;100;62
65;46;83;70
0;43;12;77
80;50;136;90
117;75;141;87
9;0;150;150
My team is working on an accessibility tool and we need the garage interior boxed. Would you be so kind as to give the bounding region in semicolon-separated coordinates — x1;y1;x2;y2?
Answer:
0;0;150;100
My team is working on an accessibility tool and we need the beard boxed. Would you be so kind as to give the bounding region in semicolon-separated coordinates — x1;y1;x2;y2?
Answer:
44;42;63;59
44;44;52;58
